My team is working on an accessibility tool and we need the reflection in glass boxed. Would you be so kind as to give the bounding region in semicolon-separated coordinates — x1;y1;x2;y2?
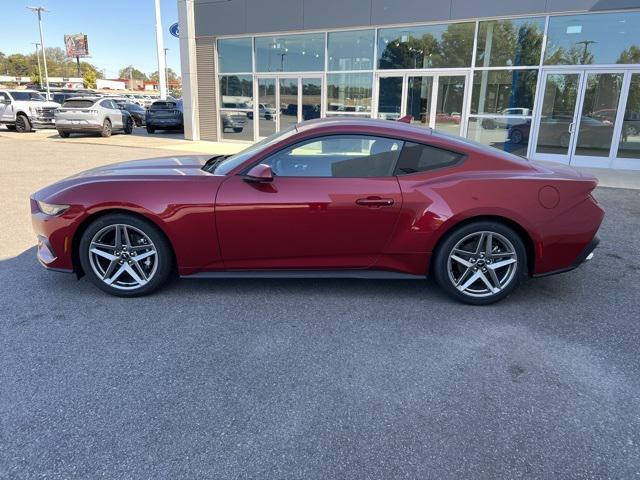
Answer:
219;75;253;108
255;34;324;72
467;117;530;157
256;78;276;137
574;73;622;157
301;78;322;121
377;22;475;69
434;76;465;136
535;73;580;155
406;76;433;128
618;74;640;160
279;78;299;130
377;77;403;120
221;110;252;140
327;73;373;113
471;70;538;115
476;18;544;67
328;30;375;71
545;11;640;65
217;38;253;73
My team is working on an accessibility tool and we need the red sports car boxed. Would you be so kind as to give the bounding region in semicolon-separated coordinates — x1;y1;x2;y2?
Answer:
30;118;603;304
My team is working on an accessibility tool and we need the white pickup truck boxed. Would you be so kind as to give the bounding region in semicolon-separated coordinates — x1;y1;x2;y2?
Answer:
0;89;61;132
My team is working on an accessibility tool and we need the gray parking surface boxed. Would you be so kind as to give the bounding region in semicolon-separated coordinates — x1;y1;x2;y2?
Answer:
1;187;639;479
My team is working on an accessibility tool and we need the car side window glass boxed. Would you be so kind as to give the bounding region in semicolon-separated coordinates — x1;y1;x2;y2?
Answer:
395;142;464;175
262;135;403;178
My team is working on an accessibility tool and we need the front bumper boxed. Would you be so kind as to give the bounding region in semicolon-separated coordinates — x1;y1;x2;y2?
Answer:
30;198;79;272
31;116;57;128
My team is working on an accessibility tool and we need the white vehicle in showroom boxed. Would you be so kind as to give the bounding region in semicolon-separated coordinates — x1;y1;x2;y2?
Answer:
0;89;60;132
55;97;134;137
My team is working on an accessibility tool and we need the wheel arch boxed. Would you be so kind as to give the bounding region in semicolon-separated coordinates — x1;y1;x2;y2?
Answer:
429;214;536;276
71;208;178;278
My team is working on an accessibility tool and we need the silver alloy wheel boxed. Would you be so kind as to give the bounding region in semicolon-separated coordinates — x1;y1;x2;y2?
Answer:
447;231;518;298
88;224;158;290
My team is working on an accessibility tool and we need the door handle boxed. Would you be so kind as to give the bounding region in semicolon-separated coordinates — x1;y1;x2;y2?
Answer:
568;122;575;133
356;197;395;207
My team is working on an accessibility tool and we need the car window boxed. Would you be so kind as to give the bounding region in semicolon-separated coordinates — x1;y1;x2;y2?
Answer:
262;135;403;178
395;142;464;175
62;99;97;108
9;91;46;101
0;92;8;102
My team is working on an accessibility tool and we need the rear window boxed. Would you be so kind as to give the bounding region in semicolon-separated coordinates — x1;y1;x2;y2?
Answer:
62;100;96;108
395;142;464;175
150;102;176;110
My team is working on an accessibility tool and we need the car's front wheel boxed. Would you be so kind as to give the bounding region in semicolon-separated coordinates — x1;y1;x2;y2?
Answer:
15;114;32;133
146;126;155;134
78;213;173;297
58;130;70;138
433;221;526;305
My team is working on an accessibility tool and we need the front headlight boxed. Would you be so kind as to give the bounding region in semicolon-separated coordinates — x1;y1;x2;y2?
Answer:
37;201;70;216
29;106;40;114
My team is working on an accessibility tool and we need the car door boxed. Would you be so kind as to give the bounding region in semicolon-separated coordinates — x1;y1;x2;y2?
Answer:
215;134;404;270
0;92;11;122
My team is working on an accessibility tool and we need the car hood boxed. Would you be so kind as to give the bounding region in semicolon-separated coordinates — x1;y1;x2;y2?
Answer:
32;155;218;200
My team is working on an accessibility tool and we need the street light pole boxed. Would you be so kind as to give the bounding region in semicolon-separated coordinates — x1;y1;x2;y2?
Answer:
154;0;167;99
27;6;50;100
32;42;43;89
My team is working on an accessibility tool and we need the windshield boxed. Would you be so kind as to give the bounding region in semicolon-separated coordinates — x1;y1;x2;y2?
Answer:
10;91;46;102
213;126;298;175
150;101;176;110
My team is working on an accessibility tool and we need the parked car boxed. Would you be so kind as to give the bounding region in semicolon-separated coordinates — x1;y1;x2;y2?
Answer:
482;108;531;129
54;97;134;137
221;111;247;133
508;115;615;147
30;118;603;304
0;89;60;132
114;100;146;127
145;99;183;133
247;103;277;120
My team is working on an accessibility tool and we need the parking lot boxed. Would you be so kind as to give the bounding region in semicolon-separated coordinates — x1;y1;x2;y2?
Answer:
1;130;640;478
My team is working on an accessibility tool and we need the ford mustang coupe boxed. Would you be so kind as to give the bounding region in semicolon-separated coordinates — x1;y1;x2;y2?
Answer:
30;118;603;304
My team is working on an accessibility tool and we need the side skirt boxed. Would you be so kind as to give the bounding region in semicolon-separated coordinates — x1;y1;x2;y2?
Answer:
182;270;426;280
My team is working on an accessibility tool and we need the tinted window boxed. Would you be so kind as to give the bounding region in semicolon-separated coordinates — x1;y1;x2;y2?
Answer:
217;37;253;73
9;91;46;101
545;11;640;65
395;142;463;174
263;135;403;177
377;22;475;69
328;30;375;71
476;17;545;67
150;101;177;110
62;99;97;108
255;33;324;72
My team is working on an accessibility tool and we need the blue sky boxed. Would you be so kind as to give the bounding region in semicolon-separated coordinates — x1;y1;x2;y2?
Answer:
2;0;181;78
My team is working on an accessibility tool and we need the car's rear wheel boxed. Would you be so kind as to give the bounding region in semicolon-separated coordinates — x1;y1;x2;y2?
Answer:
146;126;155;134
510;129;523;144
79;213;173;297
433;221;526;305
15;114;32;133
124;116;133;134
58;130;70;138
101;119;112;137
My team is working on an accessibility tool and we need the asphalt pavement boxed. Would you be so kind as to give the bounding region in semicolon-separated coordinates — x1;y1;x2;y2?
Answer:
1;186;639;479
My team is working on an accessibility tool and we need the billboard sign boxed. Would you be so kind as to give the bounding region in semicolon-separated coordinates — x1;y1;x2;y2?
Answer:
64;34;89;58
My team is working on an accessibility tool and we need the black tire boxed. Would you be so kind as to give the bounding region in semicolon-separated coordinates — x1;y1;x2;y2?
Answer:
124;116;133;134
432;221;527;305
78;213;173;297
233;127;243;133
146;126;155;134
101;119;112;137
58;130;70;138
510;129;523;144
15;114;32;133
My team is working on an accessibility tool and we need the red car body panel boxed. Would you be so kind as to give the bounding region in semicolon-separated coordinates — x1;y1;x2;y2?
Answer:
30;118;604;279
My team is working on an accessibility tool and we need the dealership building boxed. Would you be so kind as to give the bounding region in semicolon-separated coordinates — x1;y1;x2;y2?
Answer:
177;0;640;170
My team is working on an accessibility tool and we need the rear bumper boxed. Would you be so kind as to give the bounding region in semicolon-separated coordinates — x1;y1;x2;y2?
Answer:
533;235;599;278
55;119;102;131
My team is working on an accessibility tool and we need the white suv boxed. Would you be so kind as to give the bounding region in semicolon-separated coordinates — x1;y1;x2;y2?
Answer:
0;89;61;132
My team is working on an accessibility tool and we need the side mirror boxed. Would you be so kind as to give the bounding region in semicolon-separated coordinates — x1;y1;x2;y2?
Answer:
244;164;273;183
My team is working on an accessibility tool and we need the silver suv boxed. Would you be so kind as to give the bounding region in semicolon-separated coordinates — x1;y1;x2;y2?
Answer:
55;97;133;137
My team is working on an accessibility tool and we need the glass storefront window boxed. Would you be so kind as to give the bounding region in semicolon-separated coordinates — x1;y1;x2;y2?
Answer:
328;30;375;71
255;33;324;72
545;12;640;65
217;38;253;73
377;22;475;69
618;73;640;159
221;110;253;141
471;70;538;115
476;18;544;67
327;73;373;113
467;117;531;157
219;75;253;108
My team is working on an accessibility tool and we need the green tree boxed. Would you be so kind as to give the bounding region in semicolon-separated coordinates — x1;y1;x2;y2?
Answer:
118;65;147;80
83;69;97;88
149;68;179;83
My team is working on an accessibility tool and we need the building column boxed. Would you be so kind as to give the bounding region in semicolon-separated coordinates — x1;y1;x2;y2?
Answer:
177;0;200;140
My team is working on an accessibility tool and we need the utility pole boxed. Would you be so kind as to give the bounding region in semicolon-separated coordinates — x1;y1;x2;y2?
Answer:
154;0;167;99
32;42;43;89
27;6;50;99
164;47;169;94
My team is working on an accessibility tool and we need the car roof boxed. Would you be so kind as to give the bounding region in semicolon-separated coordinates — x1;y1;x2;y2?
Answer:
61;96;101;101
295;117;435;137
